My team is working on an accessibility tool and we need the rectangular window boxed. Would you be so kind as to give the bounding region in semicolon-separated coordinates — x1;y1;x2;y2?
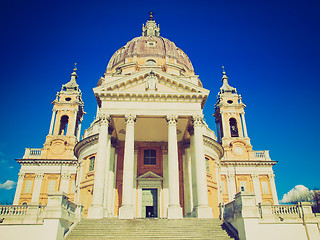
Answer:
89;156;95;171
239;181;247;192
24;180;33;193
144;149;156;165
48;180;56;193
262;181;269;194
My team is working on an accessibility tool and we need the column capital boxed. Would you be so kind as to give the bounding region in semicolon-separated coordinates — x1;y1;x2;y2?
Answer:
268;174;275;180
192;114;204;127
166;115;178;126
226;173;235;180
61;173;71;180
35;173;44;179
125;114;136;126
18;173;26;179
251;174;259;181
98;113;110;125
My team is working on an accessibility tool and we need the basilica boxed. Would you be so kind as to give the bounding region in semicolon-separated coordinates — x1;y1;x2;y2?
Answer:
12;14;278;221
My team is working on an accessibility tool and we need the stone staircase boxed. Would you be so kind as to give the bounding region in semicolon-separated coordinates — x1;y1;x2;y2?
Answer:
65;218;236;240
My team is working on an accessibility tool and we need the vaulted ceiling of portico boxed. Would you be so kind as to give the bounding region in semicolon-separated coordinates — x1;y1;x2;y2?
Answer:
112;116;188;142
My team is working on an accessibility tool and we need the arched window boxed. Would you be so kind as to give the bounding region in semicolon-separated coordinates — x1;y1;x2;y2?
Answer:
89;156;95;171
146;59;156;65
59;115;69;135
229;118;239;137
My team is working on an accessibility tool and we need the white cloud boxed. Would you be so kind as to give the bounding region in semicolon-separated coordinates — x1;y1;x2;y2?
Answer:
281;185;313;203
0;180;16;190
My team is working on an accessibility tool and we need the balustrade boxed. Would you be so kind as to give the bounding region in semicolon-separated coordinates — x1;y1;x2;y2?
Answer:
271;205;300;215
23;148;42;159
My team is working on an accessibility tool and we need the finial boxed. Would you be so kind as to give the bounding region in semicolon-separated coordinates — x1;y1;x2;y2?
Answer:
149;11;154;21
222;65;226;75
73;62;77;72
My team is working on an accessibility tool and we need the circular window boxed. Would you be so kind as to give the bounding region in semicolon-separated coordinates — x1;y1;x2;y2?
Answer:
65;97;71;101
227;100;233;104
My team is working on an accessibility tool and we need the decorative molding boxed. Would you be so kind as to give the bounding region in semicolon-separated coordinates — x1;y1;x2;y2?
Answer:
35;173;44;179
15;159;78;166
203;136;224;159
18;173;25;179
268;174;275;180
221;160;277;167
61;173;71;180
74;134;99;157
251;174;259;181
192;114;204;127
166;115;178;126
98;113;110;125
125;114;136;126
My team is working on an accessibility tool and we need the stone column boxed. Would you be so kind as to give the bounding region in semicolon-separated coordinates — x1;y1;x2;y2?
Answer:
87;113;110;219
112;145;118;217
119;114;136;219
106;145;115;217
166;115;183;219
162;147;169;218
215;163;222;203
48;110;56;135
226;173;236;202
60;173;71;194
77;121;82;141
13;173;25;205
251;174;262;204
191;115;212;218
268;174;279;204
31;173;44;204
241;113;248;138
75;162;83;205
220;111;228;138
183;142;193;216
103;127;113;217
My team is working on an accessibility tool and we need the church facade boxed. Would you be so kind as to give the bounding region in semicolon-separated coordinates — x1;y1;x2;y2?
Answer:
12;15;278;220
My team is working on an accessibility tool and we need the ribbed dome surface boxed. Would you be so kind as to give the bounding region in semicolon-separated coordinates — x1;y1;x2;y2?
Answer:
106;36;194;73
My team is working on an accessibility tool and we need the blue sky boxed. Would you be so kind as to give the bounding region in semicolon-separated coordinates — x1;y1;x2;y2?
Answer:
0;0;319;203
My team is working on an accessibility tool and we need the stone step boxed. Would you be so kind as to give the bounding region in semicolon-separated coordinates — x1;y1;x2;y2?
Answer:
66;218;235;240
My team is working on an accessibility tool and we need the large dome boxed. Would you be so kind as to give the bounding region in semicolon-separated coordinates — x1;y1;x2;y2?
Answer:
105;17;195;77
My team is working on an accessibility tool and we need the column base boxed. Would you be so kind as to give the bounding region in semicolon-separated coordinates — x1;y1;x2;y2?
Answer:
118;204;135;219
192;205;213;218
87;205;104;219
167;205;183;219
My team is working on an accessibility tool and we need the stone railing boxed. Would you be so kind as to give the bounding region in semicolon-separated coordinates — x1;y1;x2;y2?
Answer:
254;150;270;161
0;204;46;224
271;204;300;215
0;205;28;216
82;123;99;139
23;148;42;159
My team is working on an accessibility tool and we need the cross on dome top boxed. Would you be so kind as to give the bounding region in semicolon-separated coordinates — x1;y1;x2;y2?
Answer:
142;12;160;37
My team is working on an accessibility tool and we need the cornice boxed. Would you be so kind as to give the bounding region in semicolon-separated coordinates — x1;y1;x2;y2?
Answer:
221;160;277;166
15;159;77;166
203;135;224;159
74;134;99;158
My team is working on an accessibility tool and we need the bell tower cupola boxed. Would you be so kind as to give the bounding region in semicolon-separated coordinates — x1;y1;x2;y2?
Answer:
214;67;251;149
41;64;85;160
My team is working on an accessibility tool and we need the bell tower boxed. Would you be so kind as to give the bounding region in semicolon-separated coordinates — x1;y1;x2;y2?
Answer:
41;65;85;160
214;67;254;160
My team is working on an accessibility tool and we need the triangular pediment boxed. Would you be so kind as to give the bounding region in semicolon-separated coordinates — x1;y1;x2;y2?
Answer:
94;69;209;96
137;171;163;181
